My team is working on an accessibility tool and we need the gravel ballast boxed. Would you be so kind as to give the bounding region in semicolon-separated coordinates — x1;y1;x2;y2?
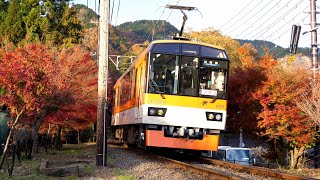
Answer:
84;144;204;180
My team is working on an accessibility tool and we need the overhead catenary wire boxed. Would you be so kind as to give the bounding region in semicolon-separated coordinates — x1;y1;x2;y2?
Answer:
219;0;255;31
114;0;120;26
234;0;282;39
250;0;305;40
227;0;275;36
269;14;308;43
110;0;116;23
145;0;172;42
98;0;101;16
224;0;264;35
300;36;310;46
165;0;180;21
241;0;294;39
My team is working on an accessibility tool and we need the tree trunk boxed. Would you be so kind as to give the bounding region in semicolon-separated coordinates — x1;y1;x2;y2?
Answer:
54;125;62;150
8;144;16;176
77;130;80;144
31;115;45;156
274;139;289;167
290;146;306;169
0;109;24;169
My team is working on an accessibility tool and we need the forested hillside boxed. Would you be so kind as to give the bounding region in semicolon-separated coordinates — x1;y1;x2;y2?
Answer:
117;20;179;41
75;5;310;59
237;39;311;58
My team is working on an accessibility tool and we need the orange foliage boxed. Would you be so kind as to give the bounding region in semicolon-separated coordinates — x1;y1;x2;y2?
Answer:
44;46;98;130
237;43;257;67
253;67;315;147
0;43;97;132
0;44;56;119
227;61;266;133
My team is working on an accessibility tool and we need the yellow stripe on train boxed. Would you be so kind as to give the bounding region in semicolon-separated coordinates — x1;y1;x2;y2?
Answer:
144;94;227;110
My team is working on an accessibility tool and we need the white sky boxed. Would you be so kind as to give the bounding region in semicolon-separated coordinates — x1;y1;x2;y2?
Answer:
74;0;316;48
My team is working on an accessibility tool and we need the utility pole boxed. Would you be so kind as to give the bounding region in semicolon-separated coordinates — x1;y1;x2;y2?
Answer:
311;0;320;168
96;0;109;167
311;0;318;80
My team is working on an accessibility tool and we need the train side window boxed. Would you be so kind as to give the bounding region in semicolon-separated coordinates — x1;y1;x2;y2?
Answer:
131;69;135;99
135;68;139;96
117;84;121;106
120;73;131;104
148;54;179;95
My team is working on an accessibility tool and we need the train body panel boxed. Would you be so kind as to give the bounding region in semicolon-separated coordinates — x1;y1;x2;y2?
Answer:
112;94;227;129
145;130;220;151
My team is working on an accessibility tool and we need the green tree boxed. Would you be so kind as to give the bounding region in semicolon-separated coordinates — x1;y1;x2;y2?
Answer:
0;0;82;47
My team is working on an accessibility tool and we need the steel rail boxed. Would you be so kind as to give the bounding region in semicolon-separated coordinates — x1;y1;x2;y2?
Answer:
153;155;244;180
107;141;317;179
200;158;317;180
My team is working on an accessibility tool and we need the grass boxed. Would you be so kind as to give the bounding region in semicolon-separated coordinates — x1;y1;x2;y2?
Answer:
0;143;97;179
113;168;134;180
117;175;135;180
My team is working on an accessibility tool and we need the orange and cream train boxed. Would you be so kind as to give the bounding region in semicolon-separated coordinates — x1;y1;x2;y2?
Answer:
112;39;230;152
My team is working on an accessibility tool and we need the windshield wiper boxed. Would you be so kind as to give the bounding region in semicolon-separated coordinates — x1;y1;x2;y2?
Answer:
151;79;165;99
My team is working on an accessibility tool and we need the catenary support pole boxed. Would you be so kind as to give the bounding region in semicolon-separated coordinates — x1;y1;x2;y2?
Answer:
310;0;318;80
96;0;109;167
311;0;320;168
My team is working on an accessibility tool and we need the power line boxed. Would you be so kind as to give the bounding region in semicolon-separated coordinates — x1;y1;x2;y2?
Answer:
251;0;305;40
219;0;255;31
110;0;116;23
300;37;310;46
268;14;308;43
145;0;172;42
242;0;294;39
114;0;120;26
228;0;275;36
146;8;166;41
98;0;101;16
234;0;282;39
224;0;264;35
165;0;180;21
244;1;308;38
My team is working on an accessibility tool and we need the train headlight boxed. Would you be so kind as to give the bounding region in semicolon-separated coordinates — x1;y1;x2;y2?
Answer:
206;112;223;121
208;113;214;120
149;108;156;115
215;114;222;121
148;107;167;117
158;109;164;116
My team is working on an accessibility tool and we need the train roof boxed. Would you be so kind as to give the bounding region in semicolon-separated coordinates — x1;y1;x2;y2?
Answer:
150;39;226;51
114;39;229;88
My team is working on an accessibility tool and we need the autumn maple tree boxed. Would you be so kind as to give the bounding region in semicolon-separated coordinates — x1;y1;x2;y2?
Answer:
227;45;266;134
0;43;97;158
297;76;320;127
0;43;56;165
42;46;98;146
253;63;315;169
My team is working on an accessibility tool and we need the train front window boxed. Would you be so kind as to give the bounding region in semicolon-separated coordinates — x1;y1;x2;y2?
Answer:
180;56;198;96
148;53;228;99
148;54;179;95
199;59;228;99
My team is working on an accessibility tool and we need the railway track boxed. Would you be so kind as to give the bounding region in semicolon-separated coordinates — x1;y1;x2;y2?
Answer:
152;153;317;180
107;141;317;179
